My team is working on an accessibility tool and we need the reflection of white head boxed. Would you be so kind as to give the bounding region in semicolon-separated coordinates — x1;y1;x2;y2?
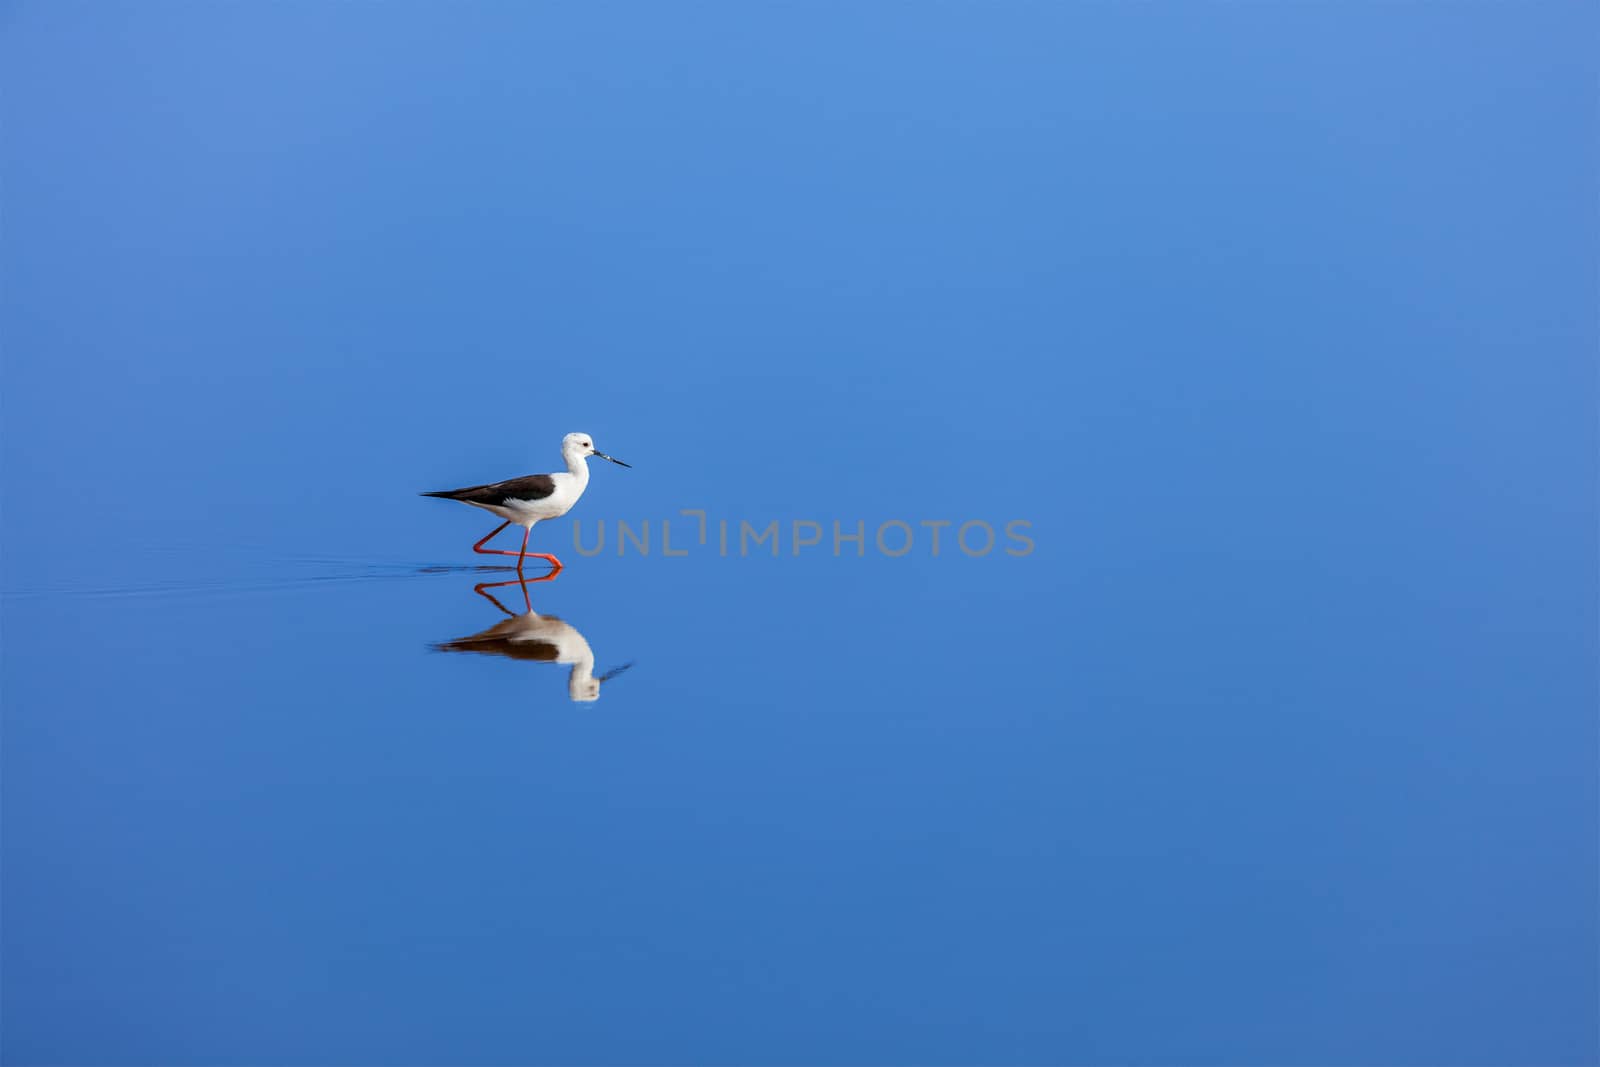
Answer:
570;671;602;703
568;656;634;703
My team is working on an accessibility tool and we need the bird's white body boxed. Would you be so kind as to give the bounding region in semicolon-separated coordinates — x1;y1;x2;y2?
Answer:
468;443;592;528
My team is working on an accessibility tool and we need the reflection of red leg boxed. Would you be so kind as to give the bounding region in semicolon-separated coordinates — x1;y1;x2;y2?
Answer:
474;572;559;615
473;582;524;616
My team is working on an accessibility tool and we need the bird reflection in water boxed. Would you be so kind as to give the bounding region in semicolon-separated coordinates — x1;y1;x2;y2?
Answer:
432;572;633;703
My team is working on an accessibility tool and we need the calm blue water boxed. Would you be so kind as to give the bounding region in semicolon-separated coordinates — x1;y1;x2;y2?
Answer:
3;4;1596;1064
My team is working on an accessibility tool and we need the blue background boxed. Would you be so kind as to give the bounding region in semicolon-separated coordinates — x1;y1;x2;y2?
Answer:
2;3;1596;1064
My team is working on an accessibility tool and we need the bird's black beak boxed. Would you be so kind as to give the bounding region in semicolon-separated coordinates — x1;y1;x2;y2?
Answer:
595;452;630;468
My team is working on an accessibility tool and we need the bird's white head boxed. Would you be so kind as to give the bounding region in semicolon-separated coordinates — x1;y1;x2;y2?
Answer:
562;432;630;468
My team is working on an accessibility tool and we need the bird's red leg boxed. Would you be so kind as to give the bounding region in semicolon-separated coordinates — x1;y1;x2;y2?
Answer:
514;526;532;572
472;521;526;558
510;527;562;574
470;521;562;572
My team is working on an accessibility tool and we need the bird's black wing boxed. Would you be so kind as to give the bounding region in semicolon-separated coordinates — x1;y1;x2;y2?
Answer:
421;474;557;506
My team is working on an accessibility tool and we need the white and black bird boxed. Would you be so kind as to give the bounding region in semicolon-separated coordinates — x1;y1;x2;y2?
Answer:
422;432;629;572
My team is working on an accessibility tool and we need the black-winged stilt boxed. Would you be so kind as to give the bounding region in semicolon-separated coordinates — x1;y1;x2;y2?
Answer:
422;432;629;573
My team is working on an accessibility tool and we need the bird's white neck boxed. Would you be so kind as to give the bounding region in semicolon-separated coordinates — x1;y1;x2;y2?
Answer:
562;446;590;482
